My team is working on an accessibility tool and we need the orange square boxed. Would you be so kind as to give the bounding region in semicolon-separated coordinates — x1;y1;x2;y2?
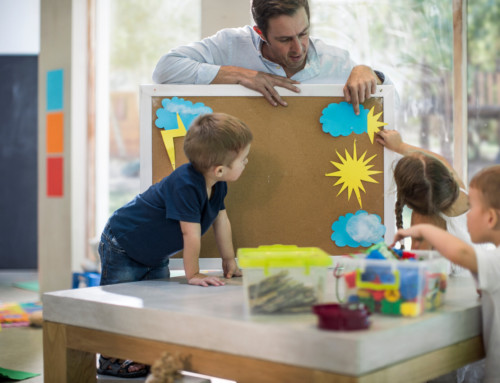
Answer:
46;112;64;153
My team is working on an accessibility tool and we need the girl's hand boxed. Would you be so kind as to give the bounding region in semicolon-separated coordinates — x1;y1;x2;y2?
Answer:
188;274;225;287
376;130;406;154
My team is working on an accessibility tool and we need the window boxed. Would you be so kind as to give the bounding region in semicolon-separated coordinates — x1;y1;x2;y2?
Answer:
467;0;500;180
310;0;454;232
95;0;201;236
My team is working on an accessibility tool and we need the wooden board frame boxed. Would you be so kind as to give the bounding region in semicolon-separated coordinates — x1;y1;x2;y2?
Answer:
139;84;396;257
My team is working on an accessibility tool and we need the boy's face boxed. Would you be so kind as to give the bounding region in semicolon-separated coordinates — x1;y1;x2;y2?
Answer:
222;144;251;182
467;187;490;243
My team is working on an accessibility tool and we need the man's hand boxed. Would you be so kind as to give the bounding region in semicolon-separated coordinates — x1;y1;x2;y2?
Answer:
213;66;301;107
188;273;225;287
343;65;379;115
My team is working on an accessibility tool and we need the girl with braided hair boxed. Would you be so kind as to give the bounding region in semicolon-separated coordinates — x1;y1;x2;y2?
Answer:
376;130;470;255
378;129;487;382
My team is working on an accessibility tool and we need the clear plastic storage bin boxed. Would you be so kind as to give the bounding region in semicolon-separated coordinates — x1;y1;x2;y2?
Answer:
237;245;332;315
338;250;448;317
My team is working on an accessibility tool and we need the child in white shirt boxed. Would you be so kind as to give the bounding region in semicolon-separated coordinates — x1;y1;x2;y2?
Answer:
392;165;500;382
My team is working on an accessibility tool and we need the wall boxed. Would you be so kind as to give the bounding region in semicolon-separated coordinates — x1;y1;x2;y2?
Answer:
38;0;87;293
0;0;40;269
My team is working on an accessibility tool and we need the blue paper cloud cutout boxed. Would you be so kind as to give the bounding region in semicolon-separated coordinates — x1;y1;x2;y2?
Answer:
331;210;386;248
320;102;369;137
155;97;213;131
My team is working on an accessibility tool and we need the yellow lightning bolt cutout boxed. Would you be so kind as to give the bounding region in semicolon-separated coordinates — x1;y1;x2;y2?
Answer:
366;107;388;144
325;141;382;208
161;113;187;170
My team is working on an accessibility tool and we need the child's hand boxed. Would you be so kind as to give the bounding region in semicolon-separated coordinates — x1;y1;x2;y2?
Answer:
222;258;242;279
188;273;225;287
376;130;405;154
391;227;424;247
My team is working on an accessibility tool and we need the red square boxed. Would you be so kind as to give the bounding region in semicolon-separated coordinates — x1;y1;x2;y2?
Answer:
47;157;64;197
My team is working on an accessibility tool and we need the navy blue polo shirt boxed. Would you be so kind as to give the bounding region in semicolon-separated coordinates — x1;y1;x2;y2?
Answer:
109;163;227;266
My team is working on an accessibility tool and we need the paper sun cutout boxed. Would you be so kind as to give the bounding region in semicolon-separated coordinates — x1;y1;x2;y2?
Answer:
331;210;386;248
325;140;382;208
320;102;387;143
366;107;388;144
155;97;213;169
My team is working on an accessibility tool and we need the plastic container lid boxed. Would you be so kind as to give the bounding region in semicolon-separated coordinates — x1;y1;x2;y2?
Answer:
237;245;332;268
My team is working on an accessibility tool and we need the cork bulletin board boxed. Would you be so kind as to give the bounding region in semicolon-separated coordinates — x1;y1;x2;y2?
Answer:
140;85;396;257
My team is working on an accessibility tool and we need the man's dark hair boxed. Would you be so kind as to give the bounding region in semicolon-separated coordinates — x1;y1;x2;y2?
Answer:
251;0;310;38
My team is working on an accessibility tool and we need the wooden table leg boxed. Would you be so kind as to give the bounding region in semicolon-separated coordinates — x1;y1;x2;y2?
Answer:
44;321;97;383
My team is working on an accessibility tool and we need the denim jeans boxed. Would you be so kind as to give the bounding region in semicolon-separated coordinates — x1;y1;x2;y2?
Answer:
98;222;170;286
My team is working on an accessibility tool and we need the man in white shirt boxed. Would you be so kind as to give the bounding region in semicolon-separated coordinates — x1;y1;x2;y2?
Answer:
153;0;388;115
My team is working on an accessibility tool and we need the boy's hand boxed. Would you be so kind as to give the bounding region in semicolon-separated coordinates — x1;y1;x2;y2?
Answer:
188;273;225;287
222;258;242;279
391;227;424;247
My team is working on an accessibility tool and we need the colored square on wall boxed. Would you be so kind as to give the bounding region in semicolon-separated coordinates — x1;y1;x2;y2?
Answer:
46;112;64;153
47;157;64;197
46;69;64;111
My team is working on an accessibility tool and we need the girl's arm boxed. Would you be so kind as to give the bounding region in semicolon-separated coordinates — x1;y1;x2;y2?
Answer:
392;224;478;273
376;129;469;215
376;130;466;187
180;221;225;286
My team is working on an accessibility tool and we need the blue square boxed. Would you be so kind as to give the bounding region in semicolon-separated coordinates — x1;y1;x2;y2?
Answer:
47;69;64;111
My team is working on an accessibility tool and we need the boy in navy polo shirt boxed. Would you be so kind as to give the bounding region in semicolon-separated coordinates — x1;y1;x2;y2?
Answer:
97;113;252;378
99;112;252;288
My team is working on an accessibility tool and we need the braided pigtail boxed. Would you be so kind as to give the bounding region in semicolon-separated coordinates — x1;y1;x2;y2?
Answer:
395;194;405;230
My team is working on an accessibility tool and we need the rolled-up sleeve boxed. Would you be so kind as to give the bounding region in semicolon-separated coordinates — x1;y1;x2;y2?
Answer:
152;28;238;84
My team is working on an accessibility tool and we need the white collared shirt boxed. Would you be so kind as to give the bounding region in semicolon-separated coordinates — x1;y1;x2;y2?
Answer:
153;25;384;85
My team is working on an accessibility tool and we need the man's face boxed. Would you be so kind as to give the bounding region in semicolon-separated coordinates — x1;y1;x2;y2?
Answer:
262;7;310;77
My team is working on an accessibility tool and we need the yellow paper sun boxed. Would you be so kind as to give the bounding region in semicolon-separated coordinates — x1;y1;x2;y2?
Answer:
325;141;382;208
366;107;388;144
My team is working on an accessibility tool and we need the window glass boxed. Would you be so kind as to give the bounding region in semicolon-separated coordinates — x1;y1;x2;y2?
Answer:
107;0;201;213
467;0;500;181
310;0;454;161
310;0;454;236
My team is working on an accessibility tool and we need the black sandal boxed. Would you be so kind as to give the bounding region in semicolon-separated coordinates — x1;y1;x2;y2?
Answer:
97;356;149;378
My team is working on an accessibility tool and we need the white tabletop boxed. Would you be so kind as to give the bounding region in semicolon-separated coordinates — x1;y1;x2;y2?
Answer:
42;272;481;376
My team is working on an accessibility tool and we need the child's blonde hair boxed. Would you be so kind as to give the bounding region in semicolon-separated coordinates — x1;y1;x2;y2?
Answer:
470;165;500;211
394;153;459;229
183;113;253;173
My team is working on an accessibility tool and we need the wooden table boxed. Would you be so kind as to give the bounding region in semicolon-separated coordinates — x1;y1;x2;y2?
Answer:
43;272;484;383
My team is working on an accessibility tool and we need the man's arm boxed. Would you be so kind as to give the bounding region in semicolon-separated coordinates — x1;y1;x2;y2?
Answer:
212;210;242;279
392;224;478;273
153;52;301;107
180;221;225;286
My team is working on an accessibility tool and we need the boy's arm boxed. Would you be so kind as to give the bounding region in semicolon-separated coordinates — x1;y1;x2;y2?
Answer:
179;221;225;287
392;224;478;273
212;210;242;279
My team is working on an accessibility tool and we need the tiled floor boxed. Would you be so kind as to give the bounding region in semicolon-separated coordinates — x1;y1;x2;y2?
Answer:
0;270;232;383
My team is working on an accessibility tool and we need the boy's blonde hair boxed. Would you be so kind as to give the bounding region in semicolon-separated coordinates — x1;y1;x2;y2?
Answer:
470;165;500;211
183;113;253;173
